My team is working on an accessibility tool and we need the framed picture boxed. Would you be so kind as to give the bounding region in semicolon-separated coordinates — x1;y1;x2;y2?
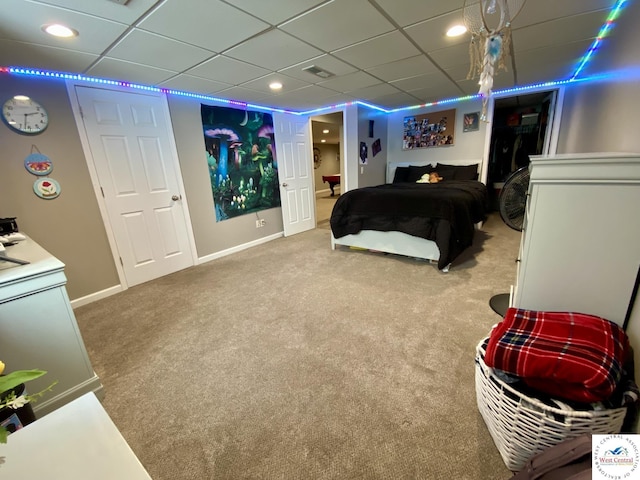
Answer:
402;108;455;150
463;112;480;132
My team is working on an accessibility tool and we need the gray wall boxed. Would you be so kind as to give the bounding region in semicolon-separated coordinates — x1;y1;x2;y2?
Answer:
166;95;283;258
385;98;487;169
556;1;640;155
0;74;118;300
357;106;388;187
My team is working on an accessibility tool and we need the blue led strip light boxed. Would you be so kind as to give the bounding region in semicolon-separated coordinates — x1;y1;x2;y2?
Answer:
0;0;628;115
571;0;627;80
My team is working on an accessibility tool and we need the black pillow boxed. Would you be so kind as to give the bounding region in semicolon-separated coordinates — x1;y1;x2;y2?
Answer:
435;163;479;181
392;166;411;183
406;164;434;183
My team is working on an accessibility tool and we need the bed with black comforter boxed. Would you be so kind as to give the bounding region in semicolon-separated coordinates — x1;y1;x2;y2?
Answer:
330;179;489;269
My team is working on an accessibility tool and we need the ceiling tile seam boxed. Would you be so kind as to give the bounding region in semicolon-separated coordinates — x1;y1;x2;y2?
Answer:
78;0;167;74
142;24;281;91
510;7;613;32
391;5;468;31
267;32;405;95
218;0;334;27
277;0;342;29
366;0;467;98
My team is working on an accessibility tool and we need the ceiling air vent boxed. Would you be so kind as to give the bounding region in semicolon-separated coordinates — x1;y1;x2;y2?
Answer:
302;65;334;79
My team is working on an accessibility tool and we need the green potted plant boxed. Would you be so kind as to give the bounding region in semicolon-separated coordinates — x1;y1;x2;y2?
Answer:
0;360;56;443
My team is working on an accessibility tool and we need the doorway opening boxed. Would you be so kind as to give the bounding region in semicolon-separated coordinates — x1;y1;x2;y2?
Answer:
310;111;344;227
487;90;559;210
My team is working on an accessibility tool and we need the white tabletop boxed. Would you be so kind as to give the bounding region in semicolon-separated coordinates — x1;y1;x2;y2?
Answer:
0;392;152;479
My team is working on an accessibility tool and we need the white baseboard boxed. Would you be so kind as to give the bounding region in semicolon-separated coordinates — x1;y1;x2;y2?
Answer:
198;232;284;265
70;284;123;309
69;234;284;307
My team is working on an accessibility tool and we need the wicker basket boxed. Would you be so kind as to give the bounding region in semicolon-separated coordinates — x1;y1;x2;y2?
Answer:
475;340;627;472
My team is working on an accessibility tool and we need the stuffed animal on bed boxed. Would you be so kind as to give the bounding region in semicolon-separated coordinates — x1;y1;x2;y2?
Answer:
416;172;443;183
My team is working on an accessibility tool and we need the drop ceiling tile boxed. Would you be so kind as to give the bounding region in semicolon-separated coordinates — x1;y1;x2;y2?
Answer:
513;0;615;28
138;0;270;51
0;39;98;72
279;0;395;51
514;40;592;74
516;62;575;86
263;84;346;109
369;91;422;110
278;55;358;82
514;43;593;85
365;55;439;82
240;72;311;94
347;82;402;101
0;0;128;54
108;30;215;72
186;56;270;85
30;0;159;23
373;0;464;28
332;31;420;70
445;64;474;82
158;74;232;95
317;71;381;93
390;70;452;91
215;85;276;105
458;78;484;96
427;43;472;71
407;82;465;104
405;10;470;52
512;11;606;53
226;0;328;25
86;57;178;86
225;29;323;71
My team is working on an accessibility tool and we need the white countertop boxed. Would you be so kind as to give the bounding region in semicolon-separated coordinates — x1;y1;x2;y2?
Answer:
0;236;64;284
0;392;152;479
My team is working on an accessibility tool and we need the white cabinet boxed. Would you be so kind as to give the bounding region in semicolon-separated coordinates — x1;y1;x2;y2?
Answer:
0;237;103;417
0;392;151;479
513;153;640;336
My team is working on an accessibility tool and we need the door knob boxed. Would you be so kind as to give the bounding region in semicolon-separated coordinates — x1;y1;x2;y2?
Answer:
172;194;181;201
282;183;288;187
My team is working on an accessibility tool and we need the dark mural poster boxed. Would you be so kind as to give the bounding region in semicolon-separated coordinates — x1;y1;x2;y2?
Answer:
201;104;280;222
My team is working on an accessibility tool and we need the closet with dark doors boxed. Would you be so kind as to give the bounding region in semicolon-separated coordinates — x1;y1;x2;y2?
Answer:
487;91;556;210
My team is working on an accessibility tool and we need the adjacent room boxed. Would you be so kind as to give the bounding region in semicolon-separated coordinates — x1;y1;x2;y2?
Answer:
1;0;639;479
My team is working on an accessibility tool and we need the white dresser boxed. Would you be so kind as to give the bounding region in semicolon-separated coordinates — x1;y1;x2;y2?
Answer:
0;236;103;416
0;392;152;479
513;153;640;349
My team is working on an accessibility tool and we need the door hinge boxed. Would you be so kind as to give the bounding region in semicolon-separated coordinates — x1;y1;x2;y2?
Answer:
100;186;105;198
79;106;84;119
119;257;123;266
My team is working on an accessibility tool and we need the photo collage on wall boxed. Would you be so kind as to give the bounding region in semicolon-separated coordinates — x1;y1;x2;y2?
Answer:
402;108;456;150
201;105;280;222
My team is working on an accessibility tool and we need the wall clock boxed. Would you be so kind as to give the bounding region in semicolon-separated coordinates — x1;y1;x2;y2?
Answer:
2;95;49;134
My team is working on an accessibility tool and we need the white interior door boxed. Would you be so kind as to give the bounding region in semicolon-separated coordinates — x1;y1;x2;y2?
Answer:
74;86;194;287
273;112;315;236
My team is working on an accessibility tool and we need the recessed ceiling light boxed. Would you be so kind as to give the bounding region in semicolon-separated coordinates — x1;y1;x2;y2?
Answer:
269;82;283;91
43;24;79;38
323;129;329;134
321;139;326;143
13;95;30;101
446;25;467;37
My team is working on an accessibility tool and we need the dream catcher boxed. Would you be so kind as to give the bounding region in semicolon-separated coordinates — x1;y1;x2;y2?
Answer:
464;0;526;120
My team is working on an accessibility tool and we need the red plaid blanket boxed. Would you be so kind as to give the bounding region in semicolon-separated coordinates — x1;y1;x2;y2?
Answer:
485;308;629;403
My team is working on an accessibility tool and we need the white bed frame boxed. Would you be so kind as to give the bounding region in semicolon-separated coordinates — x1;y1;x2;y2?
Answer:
330;159;484;273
